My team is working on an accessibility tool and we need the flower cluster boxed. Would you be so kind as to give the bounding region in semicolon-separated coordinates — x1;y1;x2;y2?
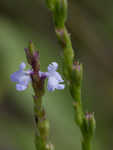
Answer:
11;62;65;92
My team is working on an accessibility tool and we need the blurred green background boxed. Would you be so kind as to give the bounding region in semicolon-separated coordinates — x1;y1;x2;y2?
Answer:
0;0;113;150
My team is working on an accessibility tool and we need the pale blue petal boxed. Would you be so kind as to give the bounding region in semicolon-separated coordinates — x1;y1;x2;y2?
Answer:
47;85;55;91
48;62;58;72
16;84;27;91
19;76;31;86
51;72;64;82
19;62;26;70
52;62;58;69
11;62;31;91
56;84;65;90
10;71;21;82
47;77;58;91
18;75;30;84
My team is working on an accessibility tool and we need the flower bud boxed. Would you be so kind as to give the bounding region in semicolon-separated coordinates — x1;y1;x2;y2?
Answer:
46;0;56;11
85;112;96;137
72;61;83;86
82;112;96;139
53;0;67;28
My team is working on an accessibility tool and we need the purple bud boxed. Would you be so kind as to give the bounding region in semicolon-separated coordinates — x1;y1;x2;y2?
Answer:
73;61;81;71
85;112;94;120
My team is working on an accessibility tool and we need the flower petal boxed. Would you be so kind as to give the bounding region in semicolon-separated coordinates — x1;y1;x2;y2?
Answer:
47;77;58;91
10;71;21;82
18;74;31;84
16;84;27;91
56;84;65;90
19;62;26;70
48;62;58;72
11;62;31;91
51;72;64;82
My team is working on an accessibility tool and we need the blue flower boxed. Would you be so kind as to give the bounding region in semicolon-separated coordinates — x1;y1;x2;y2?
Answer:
45;62;65;91
10;62;31;91
11;62;65;92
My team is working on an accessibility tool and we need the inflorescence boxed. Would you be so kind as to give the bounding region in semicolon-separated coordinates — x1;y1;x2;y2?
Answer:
11;62;65;92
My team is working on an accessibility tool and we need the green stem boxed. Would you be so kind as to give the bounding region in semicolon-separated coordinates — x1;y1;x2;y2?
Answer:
55;27;74;80
34;96;51;150
44;0;96;150
25;41;54;150
82;138;91;150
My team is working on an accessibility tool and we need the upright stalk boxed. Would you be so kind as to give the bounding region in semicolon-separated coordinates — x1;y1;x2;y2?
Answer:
44;0;96;150
25;41;54;150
